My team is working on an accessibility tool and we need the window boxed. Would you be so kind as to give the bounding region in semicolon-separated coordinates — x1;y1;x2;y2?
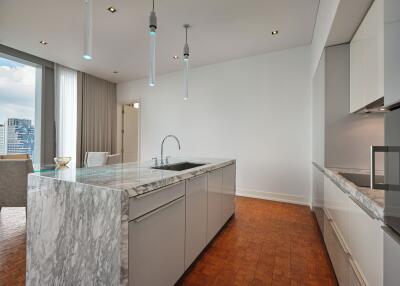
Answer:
0;56;42;162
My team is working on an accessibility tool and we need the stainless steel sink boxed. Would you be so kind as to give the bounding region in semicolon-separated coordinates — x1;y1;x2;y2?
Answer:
152;162;206;171
339;172;384;188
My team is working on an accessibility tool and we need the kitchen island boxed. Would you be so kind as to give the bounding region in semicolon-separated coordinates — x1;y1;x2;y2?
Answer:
26;157;236;286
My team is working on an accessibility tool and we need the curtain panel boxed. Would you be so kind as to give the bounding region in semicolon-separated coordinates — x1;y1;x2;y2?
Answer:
55;64;77;166
77;73;117;166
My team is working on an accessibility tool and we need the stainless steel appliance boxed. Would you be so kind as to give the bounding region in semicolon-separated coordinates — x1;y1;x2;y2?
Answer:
371;108;400;235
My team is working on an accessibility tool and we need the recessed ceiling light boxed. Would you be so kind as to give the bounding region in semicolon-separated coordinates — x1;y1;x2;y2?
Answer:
271;30;279;35
172;55;179;60
108;6;117;13
39;40;48;45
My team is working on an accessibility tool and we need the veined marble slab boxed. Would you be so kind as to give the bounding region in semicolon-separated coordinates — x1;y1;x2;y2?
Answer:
32;157;235;197
313;162;384;221
26;157;235;286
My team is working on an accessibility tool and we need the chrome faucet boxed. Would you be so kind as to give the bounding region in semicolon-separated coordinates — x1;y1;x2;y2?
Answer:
161;135;181;165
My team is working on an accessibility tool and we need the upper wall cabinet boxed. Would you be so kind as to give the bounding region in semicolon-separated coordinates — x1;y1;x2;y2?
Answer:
384;0;400;108
350;0;384;113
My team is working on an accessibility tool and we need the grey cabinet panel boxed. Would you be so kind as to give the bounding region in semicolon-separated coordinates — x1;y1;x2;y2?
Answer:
185;175;207;269
207;169;223;243
222;164;236;224
383;228;400;286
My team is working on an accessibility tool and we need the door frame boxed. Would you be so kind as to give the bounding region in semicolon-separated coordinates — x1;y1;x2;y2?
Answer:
121;101;141;163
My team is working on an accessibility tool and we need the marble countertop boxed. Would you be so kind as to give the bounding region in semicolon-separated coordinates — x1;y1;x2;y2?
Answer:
30;157;235;198
313;162;384;221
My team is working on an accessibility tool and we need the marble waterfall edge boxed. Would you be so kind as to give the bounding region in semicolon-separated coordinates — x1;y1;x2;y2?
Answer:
26;175;129;286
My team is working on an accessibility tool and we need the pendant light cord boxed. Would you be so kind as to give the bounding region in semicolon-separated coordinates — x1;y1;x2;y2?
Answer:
152;0;155;11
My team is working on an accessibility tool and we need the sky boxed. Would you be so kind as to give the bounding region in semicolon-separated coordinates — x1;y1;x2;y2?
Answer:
0;56;36;125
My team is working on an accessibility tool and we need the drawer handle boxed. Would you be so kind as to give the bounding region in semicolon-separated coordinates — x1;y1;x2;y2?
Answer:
133;195;185;223
370;146;400;191
330;220;350;255
134;181;182;199
349;258;367;286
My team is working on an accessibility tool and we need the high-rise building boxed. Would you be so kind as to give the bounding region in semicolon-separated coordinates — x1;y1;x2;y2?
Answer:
7;118;35;157
0;124;5;154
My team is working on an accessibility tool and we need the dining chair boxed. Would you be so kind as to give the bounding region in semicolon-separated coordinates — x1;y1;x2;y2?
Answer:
84;152;109;167
106;154;122;165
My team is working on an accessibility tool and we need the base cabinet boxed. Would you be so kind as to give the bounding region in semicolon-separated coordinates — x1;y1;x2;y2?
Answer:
207;168;223;243
321;175;383;286
129;196;185;286
128;163;236;286
185;174;208;269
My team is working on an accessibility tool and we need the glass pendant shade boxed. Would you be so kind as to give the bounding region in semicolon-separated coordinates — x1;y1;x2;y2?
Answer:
183;56;189;100
83;0;93;60
149;30;156;87
149;9;157;87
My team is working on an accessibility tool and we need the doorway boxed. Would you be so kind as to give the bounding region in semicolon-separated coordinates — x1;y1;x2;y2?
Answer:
121;103;140;163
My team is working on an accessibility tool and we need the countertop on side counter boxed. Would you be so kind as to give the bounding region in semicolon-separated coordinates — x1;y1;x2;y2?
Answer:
29;157;235;197
313;162;384;221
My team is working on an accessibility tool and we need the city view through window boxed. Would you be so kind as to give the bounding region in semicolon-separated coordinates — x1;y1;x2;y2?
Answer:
0;56;38;160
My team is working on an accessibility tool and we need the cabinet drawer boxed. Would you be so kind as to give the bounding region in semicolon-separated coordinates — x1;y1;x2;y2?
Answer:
324;214;349;286
129;181;185;220
129;196;185;286
324;177;351;252
348;199;383;286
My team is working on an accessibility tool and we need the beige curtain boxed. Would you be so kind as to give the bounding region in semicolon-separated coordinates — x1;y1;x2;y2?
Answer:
77;72;116;166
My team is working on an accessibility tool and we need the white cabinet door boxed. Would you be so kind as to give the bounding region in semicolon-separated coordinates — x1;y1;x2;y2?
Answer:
384;0;400;107
348;199;383;286
350;0;384;112
129;196;185;286
222;164;235;224
207;169;223;243
185;174;207;270
384;228;400;286
324;177;351;252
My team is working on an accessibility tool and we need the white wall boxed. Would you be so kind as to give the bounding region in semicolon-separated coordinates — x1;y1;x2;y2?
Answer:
311;0;340;76
118;46;312;205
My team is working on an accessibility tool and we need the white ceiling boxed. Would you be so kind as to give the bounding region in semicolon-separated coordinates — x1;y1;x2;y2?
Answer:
0;0;319;83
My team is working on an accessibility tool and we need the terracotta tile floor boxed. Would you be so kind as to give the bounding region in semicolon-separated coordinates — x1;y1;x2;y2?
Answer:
0;197;337;286
178;197;338;286
0;207;26;286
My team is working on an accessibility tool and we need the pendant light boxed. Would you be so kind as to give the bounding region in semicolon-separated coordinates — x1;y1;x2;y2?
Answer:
83;0;93;60
149;0;157;87
183;24;190;100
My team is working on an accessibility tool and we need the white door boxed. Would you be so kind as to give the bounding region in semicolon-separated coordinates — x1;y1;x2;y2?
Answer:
122;104;140;163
